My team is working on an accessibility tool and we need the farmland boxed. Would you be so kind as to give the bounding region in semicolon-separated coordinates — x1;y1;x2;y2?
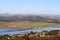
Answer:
0;21;58;29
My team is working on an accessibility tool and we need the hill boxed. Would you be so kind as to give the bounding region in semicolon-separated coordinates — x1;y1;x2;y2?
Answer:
0;14;59;23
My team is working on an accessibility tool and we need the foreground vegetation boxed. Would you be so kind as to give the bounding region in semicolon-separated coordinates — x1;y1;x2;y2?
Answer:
0;30;60;40
0;21;59;29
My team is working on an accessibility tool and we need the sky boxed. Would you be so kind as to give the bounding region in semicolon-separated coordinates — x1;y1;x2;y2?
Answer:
0;0;60;15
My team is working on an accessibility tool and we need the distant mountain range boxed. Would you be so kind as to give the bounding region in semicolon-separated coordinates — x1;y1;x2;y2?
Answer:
0;13;60;23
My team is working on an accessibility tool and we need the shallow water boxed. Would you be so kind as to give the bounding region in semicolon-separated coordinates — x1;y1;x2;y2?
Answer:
0;25;60;35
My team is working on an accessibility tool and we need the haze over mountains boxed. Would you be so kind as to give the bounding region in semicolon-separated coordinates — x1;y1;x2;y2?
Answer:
0;13;60;23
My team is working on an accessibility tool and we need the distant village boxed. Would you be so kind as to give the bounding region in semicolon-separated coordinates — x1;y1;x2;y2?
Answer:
0;30;60;40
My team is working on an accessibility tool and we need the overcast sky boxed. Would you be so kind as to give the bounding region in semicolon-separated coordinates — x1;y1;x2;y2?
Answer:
0;0;60;15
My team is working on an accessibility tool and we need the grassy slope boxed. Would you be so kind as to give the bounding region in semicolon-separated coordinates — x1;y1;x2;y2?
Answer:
0;21;59;29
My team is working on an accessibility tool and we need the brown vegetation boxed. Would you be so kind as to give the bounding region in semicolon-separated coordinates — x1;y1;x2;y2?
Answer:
0;30;60;40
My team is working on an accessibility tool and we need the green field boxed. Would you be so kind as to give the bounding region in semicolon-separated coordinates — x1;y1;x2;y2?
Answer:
0;21;59;29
